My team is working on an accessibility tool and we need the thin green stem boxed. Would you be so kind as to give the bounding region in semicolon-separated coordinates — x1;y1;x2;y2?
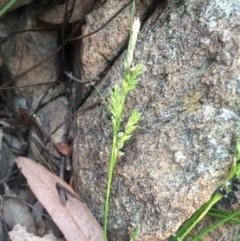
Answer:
103;90;127;241
177;193;221;240
172;202;210;240
103;90;140;240
173;139;240;240
191;208;240;241
0;0;17;16
207;212;240;224
104;134;117;241
130;226;140;241
103;4;141;239
87;77;110;112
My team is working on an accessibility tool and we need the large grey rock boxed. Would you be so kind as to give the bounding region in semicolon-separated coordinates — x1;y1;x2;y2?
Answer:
73;0;240;240
38;0;93;24
0;2;68;177
1;2;58;113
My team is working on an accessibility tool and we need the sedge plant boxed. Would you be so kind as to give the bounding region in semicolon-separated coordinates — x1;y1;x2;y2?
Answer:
172;134;240;241
103;4;142;241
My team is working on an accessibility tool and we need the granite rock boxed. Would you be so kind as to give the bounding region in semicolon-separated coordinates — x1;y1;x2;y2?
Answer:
73;0;240;240
0;2;58;113
74;0;161;103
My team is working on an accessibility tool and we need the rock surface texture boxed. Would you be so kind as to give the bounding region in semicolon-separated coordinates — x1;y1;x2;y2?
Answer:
81;0;155;80
73;0;240;240
75;0;159;104
38;0;93;24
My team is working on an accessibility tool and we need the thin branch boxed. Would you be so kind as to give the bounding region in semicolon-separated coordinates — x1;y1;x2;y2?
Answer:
3;196;52;220
0;28;59;43
0;46;62;88
0;170;18;185
0;81;56;90
66;0;133;42
64;71;94;84
59;157;66;204
50;99;102;136
31;132;60;160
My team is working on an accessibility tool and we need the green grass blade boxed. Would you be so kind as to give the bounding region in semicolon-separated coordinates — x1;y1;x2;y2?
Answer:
172;193;221;241
207;210;240;224
0;0;18;16
104;134;118;241
130;226;140;241
191;209;240;241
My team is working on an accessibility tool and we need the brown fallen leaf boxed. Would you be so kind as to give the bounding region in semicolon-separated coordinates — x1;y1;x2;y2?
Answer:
15;157;104;241
38;0;93;24
56;142;72;156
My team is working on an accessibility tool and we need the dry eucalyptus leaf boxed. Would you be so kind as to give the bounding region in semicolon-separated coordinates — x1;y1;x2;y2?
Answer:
38;0;93;24
15;157;104;241
3;183;36;234
9;224;63;241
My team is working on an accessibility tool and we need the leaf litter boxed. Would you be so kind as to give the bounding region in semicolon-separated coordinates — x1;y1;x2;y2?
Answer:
15;156;104;241
9;224;63;241
3;182;36;235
